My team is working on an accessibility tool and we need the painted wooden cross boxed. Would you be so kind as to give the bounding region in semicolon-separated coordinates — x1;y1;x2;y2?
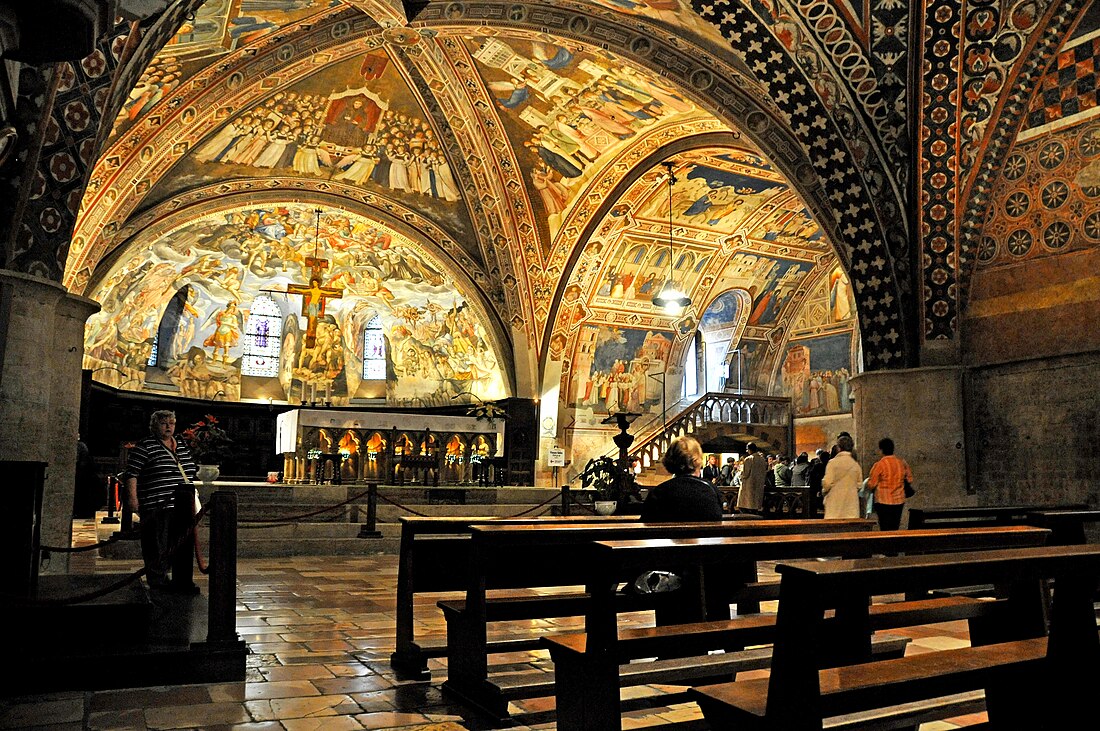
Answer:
287;256;343;347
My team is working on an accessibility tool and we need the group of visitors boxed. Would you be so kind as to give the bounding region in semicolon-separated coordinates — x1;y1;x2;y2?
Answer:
641;432;914;531
822;434;914;530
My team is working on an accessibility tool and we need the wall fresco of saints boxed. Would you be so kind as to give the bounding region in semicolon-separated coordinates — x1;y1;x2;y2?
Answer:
570;325;672;426
779;332;855;417
156;51;470;237
467;36;704;239
83;203;507;407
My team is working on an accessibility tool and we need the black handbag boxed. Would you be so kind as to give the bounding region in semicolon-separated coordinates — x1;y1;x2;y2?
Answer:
903;478;915;498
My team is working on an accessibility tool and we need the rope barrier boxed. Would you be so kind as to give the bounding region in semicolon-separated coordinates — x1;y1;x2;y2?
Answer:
21;484;576;604
17;498;213;606
238;486;375;525
375;490;431;517
503;490;565;517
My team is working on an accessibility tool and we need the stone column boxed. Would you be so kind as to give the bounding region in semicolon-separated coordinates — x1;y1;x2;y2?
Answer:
0;270;100;573
848;366;971;516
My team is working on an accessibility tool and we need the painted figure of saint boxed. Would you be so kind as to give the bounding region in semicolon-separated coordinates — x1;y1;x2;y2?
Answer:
203;301;243;362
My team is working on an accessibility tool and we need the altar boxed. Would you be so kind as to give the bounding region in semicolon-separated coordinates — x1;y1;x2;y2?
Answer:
276;409;505;485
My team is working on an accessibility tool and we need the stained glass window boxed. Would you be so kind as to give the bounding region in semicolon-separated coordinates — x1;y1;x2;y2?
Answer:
241;295;282;377
147;334;159;366
362;315;386;380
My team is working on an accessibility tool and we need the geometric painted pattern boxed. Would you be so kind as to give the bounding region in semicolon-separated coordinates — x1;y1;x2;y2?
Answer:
691;0;909;367
918;0;962;340
980;119;1100;268
8;0;206;280
1024;35;1100;132
957;0;1088;311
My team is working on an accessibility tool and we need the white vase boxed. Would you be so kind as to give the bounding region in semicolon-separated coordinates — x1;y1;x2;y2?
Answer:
594;500;617;515
196;464;220;484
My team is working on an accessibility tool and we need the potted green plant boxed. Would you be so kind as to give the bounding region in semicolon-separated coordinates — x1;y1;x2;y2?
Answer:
180;414;234;483
579;456;634;515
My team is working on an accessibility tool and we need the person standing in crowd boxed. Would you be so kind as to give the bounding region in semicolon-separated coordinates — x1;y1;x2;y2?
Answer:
123;410;199;592
737;442;767;515
789;452;811;487
821;433;862;518
866;437;914;531
641;436;723;522
765;454;778;490
774;455;793;487
808;448;831;515
701;453;722;485
720;456;736;486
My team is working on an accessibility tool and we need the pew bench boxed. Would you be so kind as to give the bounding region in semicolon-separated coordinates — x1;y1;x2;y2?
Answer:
546;525;1049;731
438;518;875;715
1024;508;1100;545
390;514;640;679
689;544;1100;731
906;504;1087;530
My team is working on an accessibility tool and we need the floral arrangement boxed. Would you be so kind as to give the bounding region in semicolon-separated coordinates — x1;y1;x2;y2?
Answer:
579;456;636;502
180;414;234;465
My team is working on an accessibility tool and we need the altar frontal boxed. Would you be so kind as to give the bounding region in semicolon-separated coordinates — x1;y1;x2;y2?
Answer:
277;409;505;485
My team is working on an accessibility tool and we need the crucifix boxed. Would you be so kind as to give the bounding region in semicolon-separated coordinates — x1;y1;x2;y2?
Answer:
286;208;343;348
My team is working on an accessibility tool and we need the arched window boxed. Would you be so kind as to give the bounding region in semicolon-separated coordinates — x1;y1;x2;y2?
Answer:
362;315;386;379
147;335;159;366
682;331;700;398
241;295;281;377
151;286;192;367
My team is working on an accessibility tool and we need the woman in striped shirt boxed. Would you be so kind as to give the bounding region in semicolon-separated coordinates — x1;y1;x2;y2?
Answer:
123;410;197;590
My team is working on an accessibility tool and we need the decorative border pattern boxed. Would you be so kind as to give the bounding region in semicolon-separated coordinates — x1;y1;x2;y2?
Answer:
918;0;962;340
690;0;908;366
957;1;1085;309
66;8;386;291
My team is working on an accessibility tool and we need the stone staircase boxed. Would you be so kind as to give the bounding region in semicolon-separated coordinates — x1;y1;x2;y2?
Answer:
97;483;569;559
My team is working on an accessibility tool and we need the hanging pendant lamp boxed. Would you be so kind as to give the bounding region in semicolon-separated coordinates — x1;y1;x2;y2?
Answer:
652;160;691;316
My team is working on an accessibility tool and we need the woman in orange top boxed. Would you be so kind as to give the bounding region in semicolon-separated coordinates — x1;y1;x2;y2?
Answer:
866;437;914;531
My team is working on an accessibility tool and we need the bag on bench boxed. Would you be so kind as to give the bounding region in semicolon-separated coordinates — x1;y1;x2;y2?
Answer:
632;570;682;594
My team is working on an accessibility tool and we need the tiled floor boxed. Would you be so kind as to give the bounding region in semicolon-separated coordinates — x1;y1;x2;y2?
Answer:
0;519;986;730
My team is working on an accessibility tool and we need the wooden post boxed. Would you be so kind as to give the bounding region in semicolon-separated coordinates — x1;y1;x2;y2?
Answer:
358;483;381;538
205;491;238;644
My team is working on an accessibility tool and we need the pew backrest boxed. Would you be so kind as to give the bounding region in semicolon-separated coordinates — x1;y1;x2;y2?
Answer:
582;526;1051;645
908;504;1087;529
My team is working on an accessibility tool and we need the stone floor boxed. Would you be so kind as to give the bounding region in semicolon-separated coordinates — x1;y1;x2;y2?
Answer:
0;518;988;731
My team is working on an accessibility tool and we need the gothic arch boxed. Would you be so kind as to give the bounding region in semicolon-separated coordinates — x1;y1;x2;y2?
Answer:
63;0;911;370
86;186;517;398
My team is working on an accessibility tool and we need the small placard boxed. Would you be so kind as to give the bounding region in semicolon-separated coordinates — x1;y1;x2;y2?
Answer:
547;447;566;467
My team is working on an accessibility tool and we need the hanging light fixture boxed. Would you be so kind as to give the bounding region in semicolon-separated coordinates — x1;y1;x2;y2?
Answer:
652;160;691;316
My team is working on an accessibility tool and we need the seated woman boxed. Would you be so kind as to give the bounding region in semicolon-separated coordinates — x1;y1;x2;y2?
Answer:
638;435;725;626
641;435;723;522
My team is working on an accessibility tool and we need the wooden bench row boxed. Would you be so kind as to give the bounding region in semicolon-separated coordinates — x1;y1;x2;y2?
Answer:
906;503;1088;530
689;544;1100;730
390;514;641;678
436;517;878;713
545;525;1050;731
390;514;875;679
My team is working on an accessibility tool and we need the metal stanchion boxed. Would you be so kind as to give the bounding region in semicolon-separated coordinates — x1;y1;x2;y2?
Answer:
101;475;120;524
358;483;381;538
561;482;571;517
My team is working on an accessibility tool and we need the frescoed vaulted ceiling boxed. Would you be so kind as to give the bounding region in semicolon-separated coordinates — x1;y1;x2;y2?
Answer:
61;0;904;469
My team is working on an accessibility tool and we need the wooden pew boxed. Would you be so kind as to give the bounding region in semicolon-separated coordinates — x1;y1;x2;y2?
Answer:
689;544;1100;731
1024;509;1100;545
907;504;1086;530
439;518;875;715
547;525;1050;731
390;514;641;678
